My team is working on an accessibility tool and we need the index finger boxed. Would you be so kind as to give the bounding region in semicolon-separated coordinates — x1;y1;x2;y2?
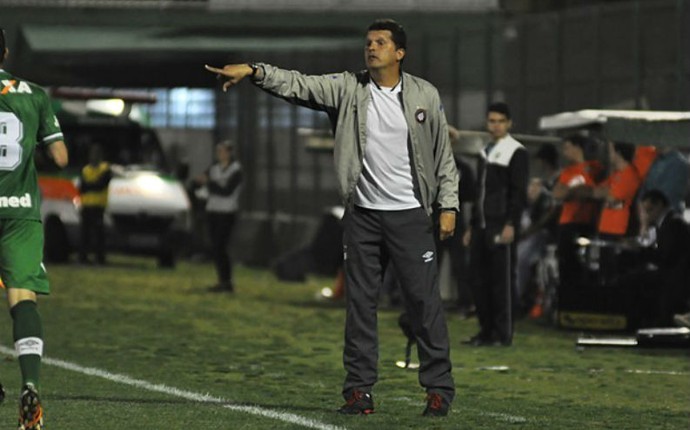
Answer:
204;64;224;74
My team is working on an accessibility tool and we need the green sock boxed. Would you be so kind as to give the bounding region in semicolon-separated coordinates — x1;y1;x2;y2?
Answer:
11;300;43;389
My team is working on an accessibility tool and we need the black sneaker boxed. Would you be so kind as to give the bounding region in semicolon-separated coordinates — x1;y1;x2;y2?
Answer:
18;384;44;430
0;382;4;404
422;393;449;417
208;283;234;293
462;333;495;346
337;390;374;415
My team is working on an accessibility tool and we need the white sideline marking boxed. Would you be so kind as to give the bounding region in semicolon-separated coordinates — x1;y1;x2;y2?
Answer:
479;411;527;424
0;345;346;430
463;406;527;424
625;369;690;376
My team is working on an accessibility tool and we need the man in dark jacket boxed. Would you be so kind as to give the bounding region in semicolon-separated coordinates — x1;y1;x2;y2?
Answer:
631;189;690;326
463;102;528;346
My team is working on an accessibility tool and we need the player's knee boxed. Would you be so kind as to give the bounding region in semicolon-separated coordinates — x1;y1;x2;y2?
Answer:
7;288;38;309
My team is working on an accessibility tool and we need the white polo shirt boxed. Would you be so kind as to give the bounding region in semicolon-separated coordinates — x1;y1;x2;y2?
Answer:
354;81;420;210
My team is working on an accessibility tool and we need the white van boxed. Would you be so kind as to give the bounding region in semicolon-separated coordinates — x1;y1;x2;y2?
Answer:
39;91;191;267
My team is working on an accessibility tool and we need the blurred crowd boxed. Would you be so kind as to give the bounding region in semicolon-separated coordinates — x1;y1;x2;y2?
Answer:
324;131;690;333
511;136;690;329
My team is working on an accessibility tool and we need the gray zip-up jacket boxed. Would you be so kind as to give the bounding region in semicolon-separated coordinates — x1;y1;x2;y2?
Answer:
252;63;459;215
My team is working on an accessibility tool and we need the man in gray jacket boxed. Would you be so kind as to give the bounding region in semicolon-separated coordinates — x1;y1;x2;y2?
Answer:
206;19;458;417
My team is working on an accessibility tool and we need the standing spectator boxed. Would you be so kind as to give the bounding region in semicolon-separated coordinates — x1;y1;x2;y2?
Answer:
594;141;642;238
0;27;69;429
530;142;561;241
205;18;459;416
521;144;560;318
515;178;553;313
78;144;112;265
534;142;560;191
552;135;602;294
463;102;528;347
591;141;642;283
195;141;243;293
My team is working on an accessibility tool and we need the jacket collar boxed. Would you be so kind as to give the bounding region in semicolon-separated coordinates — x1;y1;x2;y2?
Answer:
358;70;405;90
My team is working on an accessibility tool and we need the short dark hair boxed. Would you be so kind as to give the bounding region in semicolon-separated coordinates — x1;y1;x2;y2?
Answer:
535;143;559;168
613;141;636;163
367;19;407;51
487;102;511;120
565;134;588;150
216;140;234;151
641;189;670;208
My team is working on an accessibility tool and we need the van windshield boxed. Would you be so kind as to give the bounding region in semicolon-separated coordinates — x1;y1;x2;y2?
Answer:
60;122;169;174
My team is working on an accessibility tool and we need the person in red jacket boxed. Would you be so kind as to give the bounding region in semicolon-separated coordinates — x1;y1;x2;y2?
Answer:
591;141;642;283
594;141;642;238
552;135;602;299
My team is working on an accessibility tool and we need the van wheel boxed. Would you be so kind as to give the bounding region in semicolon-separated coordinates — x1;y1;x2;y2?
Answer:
44;217;70;263
158;250;175;269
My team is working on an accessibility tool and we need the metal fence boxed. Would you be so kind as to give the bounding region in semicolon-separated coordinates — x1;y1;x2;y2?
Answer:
212;0;688;225
0;0;206;7
0;0;497;10
4;0;685;258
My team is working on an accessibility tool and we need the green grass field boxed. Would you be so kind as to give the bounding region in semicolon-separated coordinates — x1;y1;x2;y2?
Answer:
0;255;687;429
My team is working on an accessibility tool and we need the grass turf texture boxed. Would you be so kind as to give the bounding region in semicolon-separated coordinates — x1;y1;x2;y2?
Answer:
0;255;687;429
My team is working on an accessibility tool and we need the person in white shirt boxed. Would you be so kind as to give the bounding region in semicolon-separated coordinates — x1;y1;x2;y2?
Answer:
195;141;243;292
205;18;459;416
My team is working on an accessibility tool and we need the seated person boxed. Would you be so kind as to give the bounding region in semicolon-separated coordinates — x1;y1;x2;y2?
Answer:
534;142;561;191
616;189;690;327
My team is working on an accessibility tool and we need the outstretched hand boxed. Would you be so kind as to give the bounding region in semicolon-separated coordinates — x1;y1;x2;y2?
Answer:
204;64;253;92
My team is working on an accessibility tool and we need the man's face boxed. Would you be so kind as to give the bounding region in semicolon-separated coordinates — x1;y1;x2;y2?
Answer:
486;112;511;140
527;179;543;203
641;200;664;224
216;145;232;163
364;30;404;71
562;140;581;163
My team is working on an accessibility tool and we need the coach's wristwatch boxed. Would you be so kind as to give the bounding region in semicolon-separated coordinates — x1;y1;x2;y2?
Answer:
248;63;260;79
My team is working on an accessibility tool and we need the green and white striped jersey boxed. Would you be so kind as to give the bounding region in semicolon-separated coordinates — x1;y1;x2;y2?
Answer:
0;69;63;220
